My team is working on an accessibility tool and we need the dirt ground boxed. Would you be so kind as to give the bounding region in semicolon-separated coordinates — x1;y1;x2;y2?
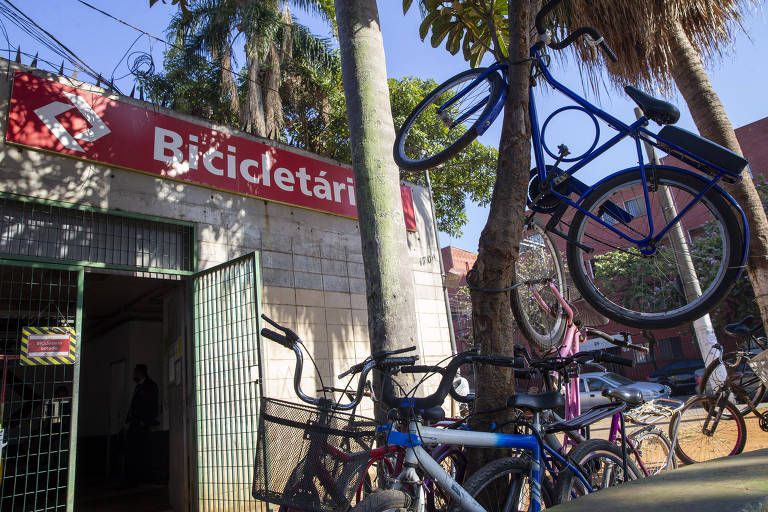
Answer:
588;402;768;464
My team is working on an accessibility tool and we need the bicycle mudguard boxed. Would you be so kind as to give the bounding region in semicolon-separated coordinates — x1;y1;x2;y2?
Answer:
576;164;750;273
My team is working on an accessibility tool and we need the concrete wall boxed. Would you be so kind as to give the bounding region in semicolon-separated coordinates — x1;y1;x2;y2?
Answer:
0;63;452;405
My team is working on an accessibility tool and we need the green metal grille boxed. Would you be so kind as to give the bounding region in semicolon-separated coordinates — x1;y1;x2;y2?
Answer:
0;265;80;512
193;253;262;511
0;196;194;273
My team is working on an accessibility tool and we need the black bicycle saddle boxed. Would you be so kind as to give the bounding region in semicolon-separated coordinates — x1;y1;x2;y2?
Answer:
624;86;680;125
508;391;564;412
602;387;644;406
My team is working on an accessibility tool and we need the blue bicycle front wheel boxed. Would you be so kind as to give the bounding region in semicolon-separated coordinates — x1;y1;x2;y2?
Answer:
566;167;744;329
393;68;503;171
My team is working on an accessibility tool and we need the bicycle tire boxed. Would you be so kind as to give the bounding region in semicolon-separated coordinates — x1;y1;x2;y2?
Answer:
669;394;747;465
393;68;503;171
627;425;676;476
566;167;744;329
425;448;466;512
447;456;553;512
698;353;767;417
350;489;411;512
511;218;567;350
356;452;397;503
554;439;641;504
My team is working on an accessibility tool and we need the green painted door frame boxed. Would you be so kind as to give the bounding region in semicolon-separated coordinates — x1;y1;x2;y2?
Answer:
191;252;264;512
0;259;84;512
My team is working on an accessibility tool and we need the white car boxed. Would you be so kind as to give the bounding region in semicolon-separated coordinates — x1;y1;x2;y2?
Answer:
580;372;671;410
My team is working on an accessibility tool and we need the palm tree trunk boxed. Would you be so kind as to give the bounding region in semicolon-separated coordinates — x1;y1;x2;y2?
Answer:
669;21;768;329
242;41;268;137
220;45;240;119
334;0;418;362
263;7;291;140
467;0;535;467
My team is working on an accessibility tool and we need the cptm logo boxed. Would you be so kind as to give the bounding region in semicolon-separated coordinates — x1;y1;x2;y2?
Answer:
34;92;110;152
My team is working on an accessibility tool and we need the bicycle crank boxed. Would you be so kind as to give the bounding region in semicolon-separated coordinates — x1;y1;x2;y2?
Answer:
759;413;768;432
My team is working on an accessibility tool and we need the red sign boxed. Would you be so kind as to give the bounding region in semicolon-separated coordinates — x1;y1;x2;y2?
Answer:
6;71;417;230
27;334;71;358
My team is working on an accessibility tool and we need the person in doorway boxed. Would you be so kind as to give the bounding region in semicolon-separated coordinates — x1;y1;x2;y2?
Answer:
125;364;158;486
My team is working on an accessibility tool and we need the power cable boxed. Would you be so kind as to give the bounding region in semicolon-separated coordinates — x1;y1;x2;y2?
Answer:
1;0;120;93
75;0;320;97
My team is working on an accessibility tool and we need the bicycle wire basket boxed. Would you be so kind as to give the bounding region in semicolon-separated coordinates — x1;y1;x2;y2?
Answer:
253;397;378;512
748;348;768;385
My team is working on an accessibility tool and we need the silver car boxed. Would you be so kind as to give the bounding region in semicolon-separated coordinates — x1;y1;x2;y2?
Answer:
580;372;671;409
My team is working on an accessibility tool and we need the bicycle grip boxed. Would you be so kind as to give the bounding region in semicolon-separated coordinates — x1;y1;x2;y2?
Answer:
401;365;445;374
372;345;417;359
338;361;366;379
593;350;635;367
472;355;527;368
601;41;618;63
260;328;293;349
378;355;420;369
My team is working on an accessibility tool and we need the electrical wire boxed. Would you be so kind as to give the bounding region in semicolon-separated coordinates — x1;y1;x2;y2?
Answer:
75;0;310;97
0;0;119;93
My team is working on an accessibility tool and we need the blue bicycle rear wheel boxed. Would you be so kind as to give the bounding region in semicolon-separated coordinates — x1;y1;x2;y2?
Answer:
393;68;503;171
566;167;744;329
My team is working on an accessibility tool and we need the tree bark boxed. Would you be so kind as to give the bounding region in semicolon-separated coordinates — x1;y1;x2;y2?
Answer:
334;1;418;356
241;42;268;137
220;45;240;120
263;6;291;140
668;21;768;331
468;0;534;458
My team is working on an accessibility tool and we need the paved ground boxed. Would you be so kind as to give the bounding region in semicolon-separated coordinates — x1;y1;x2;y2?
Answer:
550;447;768;511
551;404;768;510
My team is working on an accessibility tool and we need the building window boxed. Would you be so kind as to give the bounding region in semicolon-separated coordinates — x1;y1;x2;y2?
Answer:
623;197;646;218
632;345;653;364
658;336;684;360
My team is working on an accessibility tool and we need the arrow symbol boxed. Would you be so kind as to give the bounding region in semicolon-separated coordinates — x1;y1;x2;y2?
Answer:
34;93;111;152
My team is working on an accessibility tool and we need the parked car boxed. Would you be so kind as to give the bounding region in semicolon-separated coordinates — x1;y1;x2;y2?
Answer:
580;372;671;410
648;359;705;394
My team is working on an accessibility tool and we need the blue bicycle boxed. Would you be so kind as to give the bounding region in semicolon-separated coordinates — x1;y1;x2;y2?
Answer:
394;0;749;330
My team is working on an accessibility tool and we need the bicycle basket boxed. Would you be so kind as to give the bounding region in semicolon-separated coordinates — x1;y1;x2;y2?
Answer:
748;348;768;385
253;398;377;512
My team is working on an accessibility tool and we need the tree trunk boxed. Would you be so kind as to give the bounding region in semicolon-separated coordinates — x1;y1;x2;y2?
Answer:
334;1;418;357
220;45;240;120
669;21;768;331
467;0;534;460
242;38;267;136
263;6;291;140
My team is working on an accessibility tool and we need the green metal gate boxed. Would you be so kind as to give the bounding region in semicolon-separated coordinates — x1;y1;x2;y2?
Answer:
193;252;263;512
0;262;83;512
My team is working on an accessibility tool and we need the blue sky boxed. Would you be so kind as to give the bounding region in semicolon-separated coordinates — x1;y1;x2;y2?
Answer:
4;1;767;252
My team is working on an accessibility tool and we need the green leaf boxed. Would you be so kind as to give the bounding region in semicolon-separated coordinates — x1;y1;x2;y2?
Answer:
447;28;462;55
419;11;440;41
430;16;454;48
402;0;414;14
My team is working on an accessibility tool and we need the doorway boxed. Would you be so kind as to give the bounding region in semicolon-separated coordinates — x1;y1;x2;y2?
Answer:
75;272;183;512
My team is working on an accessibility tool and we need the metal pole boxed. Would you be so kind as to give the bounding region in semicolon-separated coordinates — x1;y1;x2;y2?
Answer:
423;170;458;356
634;108;723;379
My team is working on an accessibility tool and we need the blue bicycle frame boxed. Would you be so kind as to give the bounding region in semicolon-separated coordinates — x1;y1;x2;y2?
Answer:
436;44;749;265
385;420;591;512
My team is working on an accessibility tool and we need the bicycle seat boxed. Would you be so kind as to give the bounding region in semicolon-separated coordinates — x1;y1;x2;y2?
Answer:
624;86;680;125
507;391;564;412
602;388;644;406
420;406;446;423
725;315;763;336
